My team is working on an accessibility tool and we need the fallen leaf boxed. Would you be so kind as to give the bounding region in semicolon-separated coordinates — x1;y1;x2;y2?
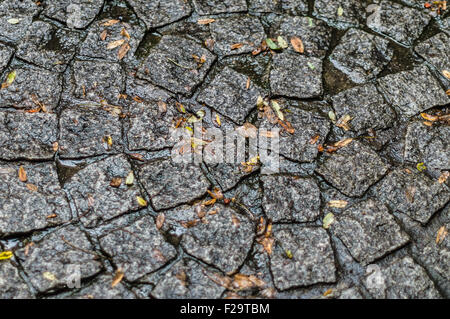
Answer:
7;18;20;24
309;134;320;145
197;18;215;25
2;70;16;89
323;213;335;229
136;196;147;207
307;62;316;70
290;36;304;53
232;274;266;291
18;165;27;182
26;183;38;192
277;36;288;49
333;138;353;149
420;113;439;122
43;272;57;281
442;70;450;79
260;237;274;255
46;213;57;219
120;28;131;40
107;39;125;50
336;114;352;131
231;43;243;50
327;200;348;208
125;171;134;185
215;114;221;127
102;19;120;26
328;111;336;123
129;153;144;161
405;186;416;203
438;171;449;184
436;226;448;244
337;6;344;16
100;30;108;41
110;177;122;188
111;268;124;287
246;77;250;90
156;213;165;229
285;249;293;259
231;214;240;227
323;289;333;297
118;42;131;60
0;251;13;260
271;100;284;121
52;141;59;152
417;162;427;172
266;38;279;50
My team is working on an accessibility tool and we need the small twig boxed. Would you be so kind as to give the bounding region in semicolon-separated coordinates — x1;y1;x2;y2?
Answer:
167;58;192;70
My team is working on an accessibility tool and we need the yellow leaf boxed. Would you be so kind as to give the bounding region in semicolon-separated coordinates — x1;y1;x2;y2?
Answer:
137;196;147;207
417;162;427;172
216;114;221;127
0;251;13;260
43;272;57;281
323;213;335;229
285;249;293;259
323;288;333;297
327;200;348;208
420;113;439;122
125;171;134;185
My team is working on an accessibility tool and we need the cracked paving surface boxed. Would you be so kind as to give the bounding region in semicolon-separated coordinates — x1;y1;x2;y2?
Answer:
0;0;449;299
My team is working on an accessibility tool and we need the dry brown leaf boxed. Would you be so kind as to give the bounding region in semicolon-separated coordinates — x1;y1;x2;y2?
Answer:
46;213;57;219
290;36;304;53
129;153;144;161
118;42;131;60
405;186;416;203
203;198;216;206
442;70;450;79
111;268;124;287
197;18;215;25
246;77;250;90
446;89;450;96
158;100;167;113
230;43;243;50
333;138;353;149
100;30;108;41
336;114;352;131
121;27;130;40
436;226;448;244
323;289;333;297
26;183;38;192
107;39;125;49
110;177;122;188
231;214;240;227
260;237;274;255
423;121;433;127
18;165;27;182
156;213;165;230
327;200;348;208
420;113;439;122
438;171;449;184
102;19;120;26
52;141;59;152
231;274;265;291
309;134;320;144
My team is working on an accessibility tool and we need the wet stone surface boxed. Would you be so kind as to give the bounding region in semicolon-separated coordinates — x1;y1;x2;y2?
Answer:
270;225;336;290
314;0;366;27
331;84;396;133
270;52;323;98
99;216;177;282
363;256;441;299
277;16;332;59
377;65;448;117
0;162;71;237
366;0;431;46
0;67;62;111
192;0;247;15
261;175;321;222
316;141;389;197
137;35;216;95
329;28;393;84
330;199;410;265
181;204;254;274
0;0;449;299
151;258;226;299
139;158;210;210
127;0;192;29
59;105;123;158
64;155;144;228
16;225;103;293
373;168;450;224
403;121;450;170
0;111;58;160
210;15;265;57
43;0;104;29
197;66;264;124
0;261;32;299
16;21;83;72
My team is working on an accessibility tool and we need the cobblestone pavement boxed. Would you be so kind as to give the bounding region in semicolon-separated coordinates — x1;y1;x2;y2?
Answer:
0;0;449;299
